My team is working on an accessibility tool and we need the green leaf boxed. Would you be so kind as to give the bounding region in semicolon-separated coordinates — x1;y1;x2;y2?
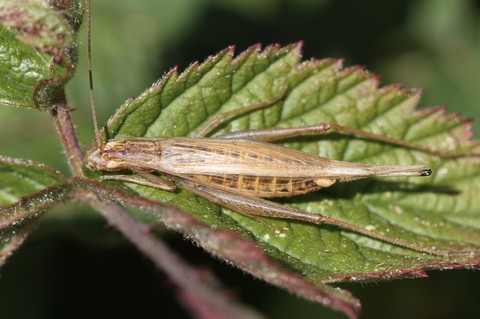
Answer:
0;0;81;109
87;44;480;309
0;156;69;266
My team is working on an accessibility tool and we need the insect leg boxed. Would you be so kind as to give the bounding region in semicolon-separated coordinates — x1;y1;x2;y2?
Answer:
217;124;332;142
100;173;176;191
176;178;457;257
195;89;287;138
218;123;471;158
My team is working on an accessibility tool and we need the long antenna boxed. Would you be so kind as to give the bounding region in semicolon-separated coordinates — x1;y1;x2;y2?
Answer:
87;0;102;148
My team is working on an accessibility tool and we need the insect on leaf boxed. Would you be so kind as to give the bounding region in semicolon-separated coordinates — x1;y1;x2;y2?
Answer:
87;43;480;287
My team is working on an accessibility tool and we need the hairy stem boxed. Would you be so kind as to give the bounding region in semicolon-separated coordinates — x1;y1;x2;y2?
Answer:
75;188;263;319
0;215;41;266
51;92;84;177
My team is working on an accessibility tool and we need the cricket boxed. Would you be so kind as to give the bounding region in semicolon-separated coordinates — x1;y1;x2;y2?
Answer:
83;2;454;256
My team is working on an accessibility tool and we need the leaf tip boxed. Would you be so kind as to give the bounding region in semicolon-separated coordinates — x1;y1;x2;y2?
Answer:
290;41;304;55
445;112;476;139
232;43;261;63
462;117;475;139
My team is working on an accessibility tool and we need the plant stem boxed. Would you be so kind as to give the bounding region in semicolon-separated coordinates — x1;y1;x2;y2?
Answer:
76;189;264;319
51;92;84;177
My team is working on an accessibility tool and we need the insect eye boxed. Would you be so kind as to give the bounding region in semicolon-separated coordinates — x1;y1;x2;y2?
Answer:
105;160;123;169
101;153;121;168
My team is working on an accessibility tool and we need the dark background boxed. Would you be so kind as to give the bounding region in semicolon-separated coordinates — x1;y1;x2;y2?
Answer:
0;1;479;318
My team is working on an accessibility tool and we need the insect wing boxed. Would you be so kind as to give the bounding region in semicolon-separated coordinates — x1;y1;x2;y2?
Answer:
159;138;428;179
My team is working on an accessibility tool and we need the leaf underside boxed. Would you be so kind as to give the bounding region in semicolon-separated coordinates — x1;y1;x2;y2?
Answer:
0;156;68;266
88;43;480;290
0;1;81;109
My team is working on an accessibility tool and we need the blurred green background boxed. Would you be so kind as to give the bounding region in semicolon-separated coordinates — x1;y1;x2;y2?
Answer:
0;0;479;318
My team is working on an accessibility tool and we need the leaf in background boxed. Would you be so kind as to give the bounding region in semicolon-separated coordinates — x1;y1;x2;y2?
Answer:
86;44;480;315
0;0;82;109
0;156;69;266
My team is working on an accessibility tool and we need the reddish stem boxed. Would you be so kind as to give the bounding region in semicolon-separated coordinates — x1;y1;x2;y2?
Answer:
75;188;264;319
51;93;84;177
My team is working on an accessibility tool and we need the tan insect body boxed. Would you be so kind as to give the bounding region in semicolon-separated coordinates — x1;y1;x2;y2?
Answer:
87;136;430;199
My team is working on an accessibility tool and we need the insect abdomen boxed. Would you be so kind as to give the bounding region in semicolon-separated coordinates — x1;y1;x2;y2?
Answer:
189;174;333;198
